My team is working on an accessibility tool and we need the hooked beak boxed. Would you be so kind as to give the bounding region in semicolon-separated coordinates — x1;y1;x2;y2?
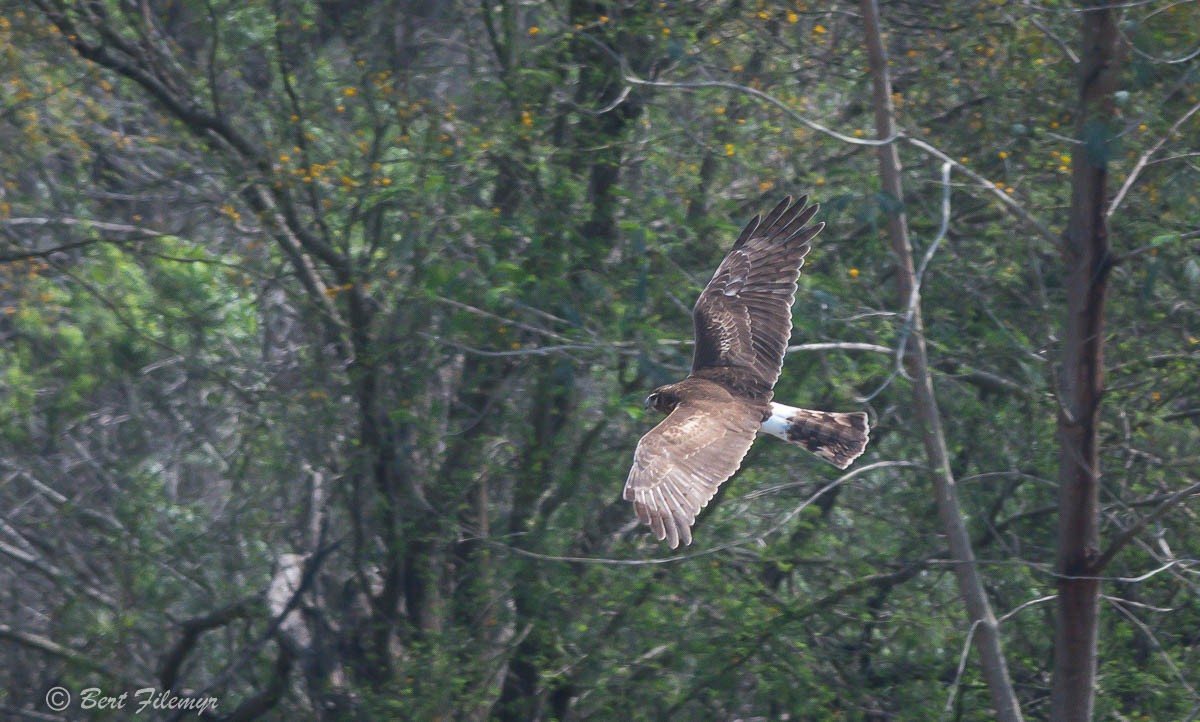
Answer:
643;395;654;410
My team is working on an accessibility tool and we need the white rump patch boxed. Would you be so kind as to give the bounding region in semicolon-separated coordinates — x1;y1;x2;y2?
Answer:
760;402;793;441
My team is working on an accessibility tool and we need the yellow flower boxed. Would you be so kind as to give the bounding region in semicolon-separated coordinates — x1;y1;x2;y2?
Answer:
724;143;735;156
849;268;860;278
813;24;827;34
661;27;670;35
528;26;540;35
998;151;1008;159
344;87;357;96
787;11;799;23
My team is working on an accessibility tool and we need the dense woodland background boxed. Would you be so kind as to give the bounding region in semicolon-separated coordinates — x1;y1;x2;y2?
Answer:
1;1;1198;719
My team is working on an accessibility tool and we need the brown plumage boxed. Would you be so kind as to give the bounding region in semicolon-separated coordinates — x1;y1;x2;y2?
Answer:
623;196;870;548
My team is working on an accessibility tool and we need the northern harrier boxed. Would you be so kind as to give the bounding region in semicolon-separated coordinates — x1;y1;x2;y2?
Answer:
624;196;869;548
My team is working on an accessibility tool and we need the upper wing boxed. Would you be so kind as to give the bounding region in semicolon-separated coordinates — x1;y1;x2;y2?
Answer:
622;399;761;548
691;196;824;397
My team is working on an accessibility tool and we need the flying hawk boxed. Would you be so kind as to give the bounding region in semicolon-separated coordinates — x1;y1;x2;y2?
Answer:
624;196;870;548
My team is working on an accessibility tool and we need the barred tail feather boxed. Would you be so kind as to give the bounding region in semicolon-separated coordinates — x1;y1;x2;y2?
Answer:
761;402;870;469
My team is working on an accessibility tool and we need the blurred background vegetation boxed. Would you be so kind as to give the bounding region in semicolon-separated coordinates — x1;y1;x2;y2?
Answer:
1;0;1197;719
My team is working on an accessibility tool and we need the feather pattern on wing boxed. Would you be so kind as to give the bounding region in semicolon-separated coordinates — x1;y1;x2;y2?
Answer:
690;196;823;398
622;395;762;549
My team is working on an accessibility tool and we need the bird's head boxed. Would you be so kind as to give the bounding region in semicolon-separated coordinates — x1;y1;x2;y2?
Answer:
644;385;680;415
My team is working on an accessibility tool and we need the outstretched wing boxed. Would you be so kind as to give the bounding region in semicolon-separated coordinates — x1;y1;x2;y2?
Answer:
691;196;824;397
623;399;761;548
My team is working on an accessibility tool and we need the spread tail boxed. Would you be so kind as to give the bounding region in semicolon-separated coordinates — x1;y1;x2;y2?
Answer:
761;402;869;469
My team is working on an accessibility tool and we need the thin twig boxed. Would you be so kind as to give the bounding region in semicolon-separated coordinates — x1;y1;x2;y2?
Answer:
1109;97;1200;218
786;342;894;355
484;460;923;565
997;594;1057;624
943;619;982;718
1105;596;1198;697
1093;478;1200;572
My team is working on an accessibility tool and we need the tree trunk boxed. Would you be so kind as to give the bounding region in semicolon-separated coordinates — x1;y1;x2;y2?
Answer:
859;2;1024;720
1051;3;1120;719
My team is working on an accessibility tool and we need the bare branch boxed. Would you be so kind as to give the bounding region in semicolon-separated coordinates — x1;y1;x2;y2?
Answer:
943;620;982;719
998;594;1058;625
1104;596;1198;699
618;73;1060;247
786;342;893;355
1094;478;1200;573
0;538;118;609
1108;96;1200;219
487;461;926;565
903;136;1059;247
860;2;1024;718
0;624;139;687
622;75;899;147
159;597;258;690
